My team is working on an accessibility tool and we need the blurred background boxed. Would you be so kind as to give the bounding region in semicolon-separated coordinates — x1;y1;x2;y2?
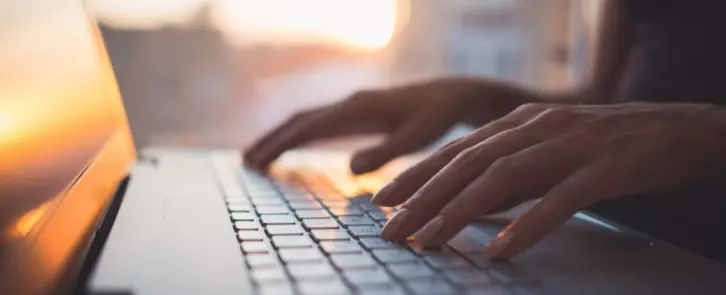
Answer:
89;0;605;149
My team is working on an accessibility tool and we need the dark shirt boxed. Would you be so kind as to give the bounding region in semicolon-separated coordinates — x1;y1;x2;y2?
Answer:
591;0;726;263
618;0;726;103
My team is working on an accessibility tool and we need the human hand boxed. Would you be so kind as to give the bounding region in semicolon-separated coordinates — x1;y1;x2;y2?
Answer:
245;77;534;174
373;102;726;260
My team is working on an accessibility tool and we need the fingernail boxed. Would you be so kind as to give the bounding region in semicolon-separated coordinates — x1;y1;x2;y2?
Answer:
484;231;514;260
350;155;372;174
381;208;410;240
371;182;397;205
414;215;444;245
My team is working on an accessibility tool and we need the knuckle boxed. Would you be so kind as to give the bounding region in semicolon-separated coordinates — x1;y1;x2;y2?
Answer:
453;146;479;164
485;116;519;131
514;102;548;115
530;106;577;128
436;137;468;157
537;106;571;121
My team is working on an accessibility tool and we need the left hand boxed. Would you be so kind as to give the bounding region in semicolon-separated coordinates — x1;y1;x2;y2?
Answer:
372;102;726;260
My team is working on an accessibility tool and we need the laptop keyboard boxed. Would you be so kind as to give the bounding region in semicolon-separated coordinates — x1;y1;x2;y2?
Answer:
226;168;535;295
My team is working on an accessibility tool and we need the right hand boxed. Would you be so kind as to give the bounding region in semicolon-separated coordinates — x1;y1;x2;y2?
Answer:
245;77;537;174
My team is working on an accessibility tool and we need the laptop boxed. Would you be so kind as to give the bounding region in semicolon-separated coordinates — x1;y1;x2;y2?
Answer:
2;1;726;295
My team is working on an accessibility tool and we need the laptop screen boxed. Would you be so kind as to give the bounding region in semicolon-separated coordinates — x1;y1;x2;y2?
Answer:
0;0;133;254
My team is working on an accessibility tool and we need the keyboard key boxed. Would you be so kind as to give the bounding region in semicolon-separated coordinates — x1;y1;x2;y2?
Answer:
358;286;407;295
489;265;539;285
388;264;437;280
348;226;382;238
409;244;455;256
287;263;336;280
463;286;511;295
246;254;279;268
251;268;287;282
282;194;317;202
443;269;493;287
235;221;261;230
261;215;296;225
367;211;389;221
266;225;303;236
302;219;340;230
251;199;284;206
241;242;270;254
246;190;278;198
330;254;377;269
359;203;386;213
372;249;418;264
406;279;456;294
228;204;252;212
311;229;350;241
280;190;315;198
295;209;330;219
344;268;394;286
321;200;353;208
256;205;290;215
424;255;472;269
230;212;255;221
256;284;295;295
329;208;365;217
316;193;346;201
249;191;282;199
289;201;323;210
359;238;403;250
279;248;324;263
238;230;264;241
277;183;307;194
338;216;376;226
320;240;363;254
447;231;484;254
272;235;313;248
464;254;491;269
298;280;348;295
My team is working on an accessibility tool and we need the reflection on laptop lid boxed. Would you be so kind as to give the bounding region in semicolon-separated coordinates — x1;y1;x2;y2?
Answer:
0;1;135;294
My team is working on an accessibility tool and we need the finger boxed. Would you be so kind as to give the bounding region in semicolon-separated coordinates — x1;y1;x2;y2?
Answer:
412;139;588;246
485;160;611;260
371;102;555;206
246;90;395;170
380;124;546;241
245;107;334;170
381;106;588;241
245;108;325;168
349;101;458;175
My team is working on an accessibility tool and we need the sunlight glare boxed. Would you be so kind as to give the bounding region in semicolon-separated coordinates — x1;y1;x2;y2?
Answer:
214;0;396;50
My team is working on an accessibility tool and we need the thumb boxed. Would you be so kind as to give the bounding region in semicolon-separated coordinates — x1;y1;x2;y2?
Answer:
350;105;456;175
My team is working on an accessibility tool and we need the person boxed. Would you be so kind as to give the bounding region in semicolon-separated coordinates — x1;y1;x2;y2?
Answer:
245;0;726;261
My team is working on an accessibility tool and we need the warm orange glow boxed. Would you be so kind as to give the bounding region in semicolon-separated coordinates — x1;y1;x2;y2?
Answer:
6;201;53;238
354;174;388;194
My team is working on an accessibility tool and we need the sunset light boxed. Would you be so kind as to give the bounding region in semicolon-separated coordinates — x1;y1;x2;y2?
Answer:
90;0;398;51
214;0;397;50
